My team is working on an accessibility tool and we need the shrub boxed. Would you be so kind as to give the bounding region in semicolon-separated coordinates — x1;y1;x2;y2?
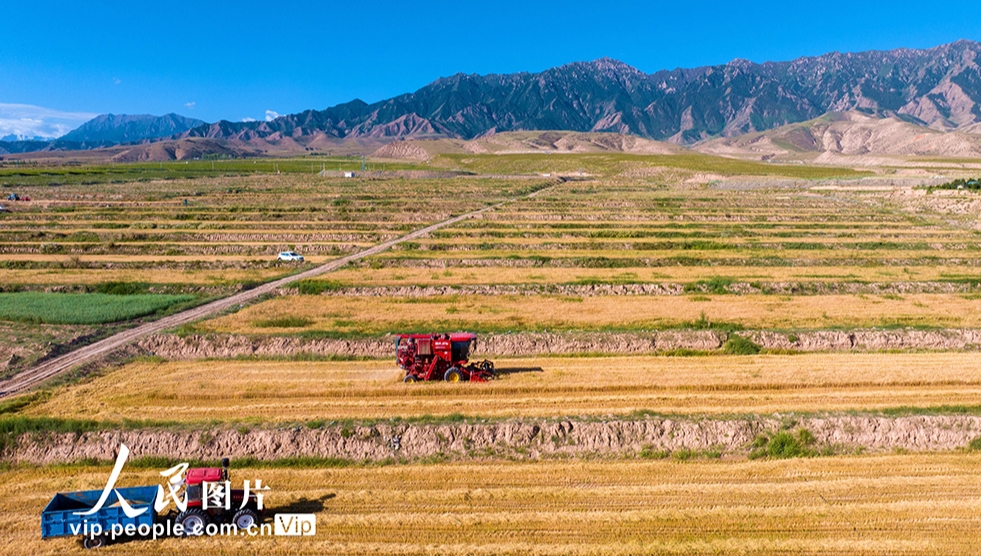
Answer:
295;280;344;295
90;281;151;295
750;428;817;459
639;445;670;459
683;276;734;294
722;334;761;355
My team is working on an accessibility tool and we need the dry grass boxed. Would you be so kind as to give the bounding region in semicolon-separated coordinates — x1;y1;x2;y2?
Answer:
199;293;981;335
27;353;981;421
0;268;290;286
325;265;980;286
6;454;981;554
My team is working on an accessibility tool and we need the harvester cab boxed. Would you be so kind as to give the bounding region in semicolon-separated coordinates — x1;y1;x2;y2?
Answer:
396;332;495;383
173;457;264;535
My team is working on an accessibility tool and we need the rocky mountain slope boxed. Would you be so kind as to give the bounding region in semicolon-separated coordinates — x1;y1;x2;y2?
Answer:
184;40;981;145
60;113;204;143
696;110;981;160
0;113;204;155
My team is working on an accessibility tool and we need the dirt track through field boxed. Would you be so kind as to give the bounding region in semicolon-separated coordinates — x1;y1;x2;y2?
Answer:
0;187;552;397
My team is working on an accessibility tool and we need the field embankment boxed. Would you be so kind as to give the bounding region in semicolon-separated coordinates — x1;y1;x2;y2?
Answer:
6;413;981;465
139;327;981;360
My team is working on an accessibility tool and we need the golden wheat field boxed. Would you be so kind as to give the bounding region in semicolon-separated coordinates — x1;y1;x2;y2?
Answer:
26;353;981;421
199;292;981;335
6;454;981;555
8;164;981;556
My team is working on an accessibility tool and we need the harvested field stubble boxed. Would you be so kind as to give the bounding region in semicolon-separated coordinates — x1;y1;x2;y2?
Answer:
198;292;981;335
318;265;981;286
5;454;981;555
0;173;533;284
25;353;981;421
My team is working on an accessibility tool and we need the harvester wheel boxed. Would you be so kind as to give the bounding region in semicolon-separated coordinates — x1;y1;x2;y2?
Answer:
444;368;464;382
233;508;260;530
480;360;495;377
403;375;419;383
82;535;107;549
176;508;211;536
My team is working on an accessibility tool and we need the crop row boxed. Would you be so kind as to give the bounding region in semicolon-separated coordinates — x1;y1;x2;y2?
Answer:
28;353;981;421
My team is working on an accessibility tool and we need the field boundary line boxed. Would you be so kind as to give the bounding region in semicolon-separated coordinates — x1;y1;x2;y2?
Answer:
0;185;552;397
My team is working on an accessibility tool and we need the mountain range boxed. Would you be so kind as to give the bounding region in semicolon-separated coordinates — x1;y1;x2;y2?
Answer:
179;39;981;146
0;113;204;155
61;113;203;143
4;39;981;158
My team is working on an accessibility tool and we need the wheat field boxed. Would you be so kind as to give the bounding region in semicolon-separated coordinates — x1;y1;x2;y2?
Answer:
6;454;981;555
199;292;981;336
26;353;981;421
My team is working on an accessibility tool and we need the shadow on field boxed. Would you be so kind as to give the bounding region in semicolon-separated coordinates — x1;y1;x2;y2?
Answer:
495;366;544;377
275;493;335;514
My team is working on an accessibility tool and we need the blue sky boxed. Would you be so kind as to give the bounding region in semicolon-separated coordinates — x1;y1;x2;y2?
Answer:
2;0;980;138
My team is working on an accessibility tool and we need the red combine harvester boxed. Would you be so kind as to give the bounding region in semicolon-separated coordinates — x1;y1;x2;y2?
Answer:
395;333;495;383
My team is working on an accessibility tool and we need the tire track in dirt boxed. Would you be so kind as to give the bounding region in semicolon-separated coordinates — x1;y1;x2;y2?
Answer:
0;186;554;397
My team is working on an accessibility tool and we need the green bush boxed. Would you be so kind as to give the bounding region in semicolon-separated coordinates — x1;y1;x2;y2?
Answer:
639;445;670;459
683;276;734;294
750;428;817;459
89;281;151;295
295;280;344;295
927;178;981;192
722;334;761;355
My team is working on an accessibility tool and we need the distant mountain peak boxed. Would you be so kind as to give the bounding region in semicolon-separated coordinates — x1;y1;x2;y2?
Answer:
60;113;205;143
726;58;755;69
591;56;632;68
556;57;642;76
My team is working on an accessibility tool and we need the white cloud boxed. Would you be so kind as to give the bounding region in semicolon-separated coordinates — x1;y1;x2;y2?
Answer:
241;117;256;122
264;110;279;122
113;78;122;85
184;101;196;110
0;102;98;140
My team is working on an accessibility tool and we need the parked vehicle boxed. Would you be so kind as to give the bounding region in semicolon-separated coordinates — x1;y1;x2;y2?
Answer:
395;332;495;383
277;251;304;262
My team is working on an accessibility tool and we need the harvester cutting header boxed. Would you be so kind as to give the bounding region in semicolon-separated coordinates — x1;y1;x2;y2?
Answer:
395;333;495;383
